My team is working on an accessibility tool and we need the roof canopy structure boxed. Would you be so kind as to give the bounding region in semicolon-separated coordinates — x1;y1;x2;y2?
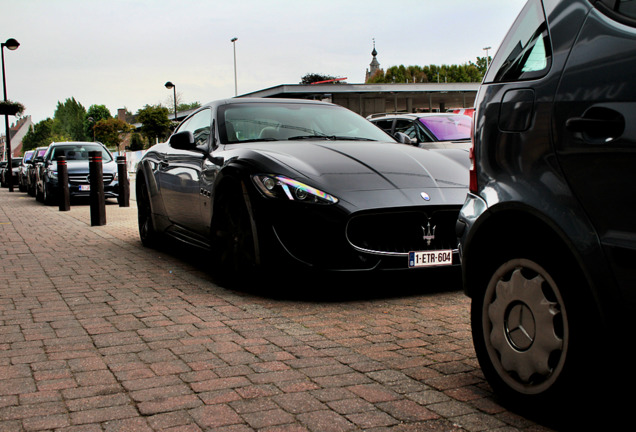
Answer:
239;82;479;117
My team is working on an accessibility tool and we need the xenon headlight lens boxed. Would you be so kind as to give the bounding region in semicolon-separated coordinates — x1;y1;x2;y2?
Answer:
253;174;338;204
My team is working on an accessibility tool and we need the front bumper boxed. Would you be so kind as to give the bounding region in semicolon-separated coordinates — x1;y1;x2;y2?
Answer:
259;199;462;272
46;176;120;199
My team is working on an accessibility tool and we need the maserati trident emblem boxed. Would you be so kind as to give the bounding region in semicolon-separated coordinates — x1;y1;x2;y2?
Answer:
422;221;436;246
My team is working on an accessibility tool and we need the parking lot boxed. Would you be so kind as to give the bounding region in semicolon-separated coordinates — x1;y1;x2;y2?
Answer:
0;187;585;431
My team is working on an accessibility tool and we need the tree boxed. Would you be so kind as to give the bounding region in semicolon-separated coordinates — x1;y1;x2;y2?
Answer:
368;58;488;84
85;104;112;140
21;118;55;152
129;132;145;151
53;97;87;141
300;73;347;84
137;104;171;145
473;56;491;76
93;118;133;149
167;101;202;115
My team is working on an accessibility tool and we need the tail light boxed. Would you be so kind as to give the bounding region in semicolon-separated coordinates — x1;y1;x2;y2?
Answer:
469;112;478;193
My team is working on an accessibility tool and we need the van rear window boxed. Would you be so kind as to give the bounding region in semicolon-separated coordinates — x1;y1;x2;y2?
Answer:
485;0;551;83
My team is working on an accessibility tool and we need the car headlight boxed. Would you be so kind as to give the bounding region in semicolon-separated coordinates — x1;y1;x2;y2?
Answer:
47;168;58;180
252;174;338;204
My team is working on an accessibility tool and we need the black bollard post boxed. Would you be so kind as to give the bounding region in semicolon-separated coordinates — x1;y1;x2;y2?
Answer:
117;155;129;207
89;150;106;226
56;155;70;211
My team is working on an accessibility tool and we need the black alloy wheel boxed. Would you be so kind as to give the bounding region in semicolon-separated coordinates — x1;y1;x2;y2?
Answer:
212;190;258;281
137;178;159;247
35;183;43;202
43;183;56;206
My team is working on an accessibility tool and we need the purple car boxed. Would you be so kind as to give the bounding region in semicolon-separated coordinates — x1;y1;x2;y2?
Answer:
368;112;471;150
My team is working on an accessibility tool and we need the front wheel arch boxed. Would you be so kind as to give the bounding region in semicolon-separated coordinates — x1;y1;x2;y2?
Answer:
210;177;261;281
465;211;601;408
136;173;160;247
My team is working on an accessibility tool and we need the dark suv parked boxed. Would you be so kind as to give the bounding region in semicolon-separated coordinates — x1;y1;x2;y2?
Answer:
457;0;636;408
1;158;22;188
18;149;35;192
35;141;120;205
27;146;49;197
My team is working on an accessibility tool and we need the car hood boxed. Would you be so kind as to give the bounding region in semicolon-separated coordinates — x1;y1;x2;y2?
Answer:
231;141;470;208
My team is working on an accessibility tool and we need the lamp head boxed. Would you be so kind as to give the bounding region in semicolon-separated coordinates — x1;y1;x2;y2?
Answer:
165;81;175;90
2;38;20;50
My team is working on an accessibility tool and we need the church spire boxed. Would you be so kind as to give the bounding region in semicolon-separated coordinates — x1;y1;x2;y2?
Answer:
366;38;380;83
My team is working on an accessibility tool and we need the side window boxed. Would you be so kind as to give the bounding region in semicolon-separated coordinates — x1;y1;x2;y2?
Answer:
485;0;551;83
372;119;394;133
179;109;211;147
394;120;419;141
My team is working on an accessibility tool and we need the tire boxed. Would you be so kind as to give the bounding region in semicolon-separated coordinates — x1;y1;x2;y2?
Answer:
137;177;160;247
43;183;56;206
212;189;258;282
35;183;43;202
471;255;590;410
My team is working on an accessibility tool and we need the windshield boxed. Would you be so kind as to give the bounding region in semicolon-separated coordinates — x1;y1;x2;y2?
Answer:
23;151;34;162
219;102;394;144
49;144;113;162
419;115;471;141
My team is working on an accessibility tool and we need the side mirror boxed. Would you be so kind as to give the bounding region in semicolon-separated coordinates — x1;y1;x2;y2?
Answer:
394;132;417;146
169;131;196;150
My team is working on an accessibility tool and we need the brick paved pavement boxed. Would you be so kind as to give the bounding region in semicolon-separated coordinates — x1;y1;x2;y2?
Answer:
0;187;564;431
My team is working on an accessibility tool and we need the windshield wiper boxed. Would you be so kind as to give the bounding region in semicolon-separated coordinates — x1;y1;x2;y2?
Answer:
330;136;375;141
287;135;375;141
231;138;279;143
287;135;331;140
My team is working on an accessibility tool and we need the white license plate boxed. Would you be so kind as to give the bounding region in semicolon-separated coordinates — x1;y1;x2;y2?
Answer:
79;185;90;191
408;250;453;268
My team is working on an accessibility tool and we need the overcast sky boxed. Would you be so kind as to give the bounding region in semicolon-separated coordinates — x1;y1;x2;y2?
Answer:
2;0;526;125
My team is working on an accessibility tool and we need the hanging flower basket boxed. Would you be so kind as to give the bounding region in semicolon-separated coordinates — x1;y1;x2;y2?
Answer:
0;100;25;116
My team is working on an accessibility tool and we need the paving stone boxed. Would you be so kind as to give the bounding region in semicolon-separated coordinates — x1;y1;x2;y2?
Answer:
0;188;558;431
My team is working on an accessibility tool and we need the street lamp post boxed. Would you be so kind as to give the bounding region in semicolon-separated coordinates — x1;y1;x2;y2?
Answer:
164;81;177;120
231;37;238;96
483;46;492;70
1;37;20;193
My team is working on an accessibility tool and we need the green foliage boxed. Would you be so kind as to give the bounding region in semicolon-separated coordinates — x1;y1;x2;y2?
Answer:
137;104;171;144
168;101;202;114
93;118;133;148
367;57;491;84
53;97;87;141
129;132;145;151
300;73;347;84
21;118;55;152
0;100;25;116
85;104;112;139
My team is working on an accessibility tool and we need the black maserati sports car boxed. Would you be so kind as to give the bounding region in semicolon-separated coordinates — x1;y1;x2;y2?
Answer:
136;98;469;277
